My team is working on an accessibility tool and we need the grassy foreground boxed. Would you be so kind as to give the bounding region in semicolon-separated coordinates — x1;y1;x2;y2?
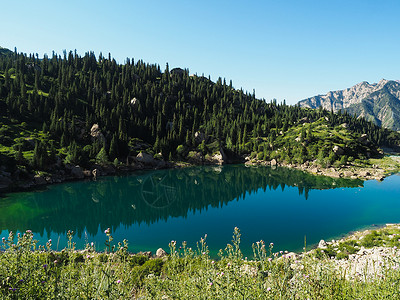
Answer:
1;228;400;299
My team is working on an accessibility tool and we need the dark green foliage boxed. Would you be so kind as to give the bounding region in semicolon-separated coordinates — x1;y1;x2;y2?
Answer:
0;47;399;174
129;255;149;267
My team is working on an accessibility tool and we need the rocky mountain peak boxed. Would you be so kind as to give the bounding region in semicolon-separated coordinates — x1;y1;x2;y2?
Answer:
298;79;400;130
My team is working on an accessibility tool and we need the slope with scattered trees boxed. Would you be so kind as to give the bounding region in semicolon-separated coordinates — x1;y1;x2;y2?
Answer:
0;47;399;191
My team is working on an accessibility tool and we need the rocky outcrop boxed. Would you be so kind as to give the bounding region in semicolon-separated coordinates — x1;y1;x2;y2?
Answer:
155;248;168;258
333;145;344;155
90;124;106;143
205;148;228;165
70;165;84;179
298;79;400;130
187;151;204;164
136;152;155;165
33;175;47;185
318;240;328;249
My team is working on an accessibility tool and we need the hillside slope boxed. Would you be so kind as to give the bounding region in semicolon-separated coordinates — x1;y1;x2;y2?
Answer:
1;47;400;191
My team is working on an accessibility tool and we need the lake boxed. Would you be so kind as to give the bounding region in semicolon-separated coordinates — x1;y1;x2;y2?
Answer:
1;165;399;257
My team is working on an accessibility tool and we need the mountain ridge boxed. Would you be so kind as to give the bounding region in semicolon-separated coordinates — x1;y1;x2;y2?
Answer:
298;79;400;131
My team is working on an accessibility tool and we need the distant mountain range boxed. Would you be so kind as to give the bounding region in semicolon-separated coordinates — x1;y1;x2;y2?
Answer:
298;79;400;131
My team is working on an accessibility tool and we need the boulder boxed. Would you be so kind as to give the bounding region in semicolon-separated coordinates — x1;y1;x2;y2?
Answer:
187;151;204;164
270;159;278;166
33;175;47;185
136;152;155;165
129;97;138;107
358;134;370;145
70;165;84;179
194;131;206;144
155;248;167;258
83;170;92;177
318;240;328;249
0;175;12;190
90;124;105;142
286;252;299;260
333;145;345;155
92;168;99;179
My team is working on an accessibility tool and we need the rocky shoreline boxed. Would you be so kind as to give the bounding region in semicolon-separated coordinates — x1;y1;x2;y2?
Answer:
244;155;400;181
311;224;400;280
1;150;399;195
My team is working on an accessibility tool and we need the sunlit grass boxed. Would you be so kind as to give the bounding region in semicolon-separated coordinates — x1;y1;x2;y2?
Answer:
0;227;399;299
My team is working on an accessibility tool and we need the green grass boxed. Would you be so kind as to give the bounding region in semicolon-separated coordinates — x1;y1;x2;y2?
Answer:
0;227;400;299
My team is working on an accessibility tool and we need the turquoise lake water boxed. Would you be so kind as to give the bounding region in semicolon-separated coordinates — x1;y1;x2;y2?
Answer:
1;165;399;257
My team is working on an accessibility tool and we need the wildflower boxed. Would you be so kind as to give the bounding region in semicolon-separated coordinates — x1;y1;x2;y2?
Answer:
202;252;206;255
54;260;58;264
43;264;48;269
26;230;32;234
19;279;24;282
270;242;274;246
394;246;398;250
48;239;52;243
211;260;215;264
227;263;231;267
280;251;283;254
209;282;213;286
91;242;94;247
104;228;110;235
221;272;224;276
268;258;272;262
41;281;46;284
267;287;271;291
117;280;122;284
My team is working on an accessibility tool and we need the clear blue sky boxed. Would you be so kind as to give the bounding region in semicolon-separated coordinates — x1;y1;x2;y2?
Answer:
1;0;399;104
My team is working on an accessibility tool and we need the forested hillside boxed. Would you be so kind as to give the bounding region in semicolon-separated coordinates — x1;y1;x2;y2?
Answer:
0;48;400;188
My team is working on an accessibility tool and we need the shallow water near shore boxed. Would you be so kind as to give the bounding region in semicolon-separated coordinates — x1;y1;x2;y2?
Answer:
1;165;399;257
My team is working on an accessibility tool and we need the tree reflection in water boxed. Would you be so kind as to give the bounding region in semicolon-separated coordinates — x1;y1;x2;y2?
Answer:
0;165;363;240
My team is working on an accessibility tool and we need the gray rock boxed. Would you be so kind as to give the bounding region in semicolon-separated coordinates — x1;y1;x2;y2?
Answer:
90;124;106;143
318;240;328;249
156;248;167;258
129;97;138;107
358;134;370;145
136;152;155;165
33;175;47;185
194;131;206;144
333;145;345;155
270;159;278;166
71;165;84;179
0;174;12;189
